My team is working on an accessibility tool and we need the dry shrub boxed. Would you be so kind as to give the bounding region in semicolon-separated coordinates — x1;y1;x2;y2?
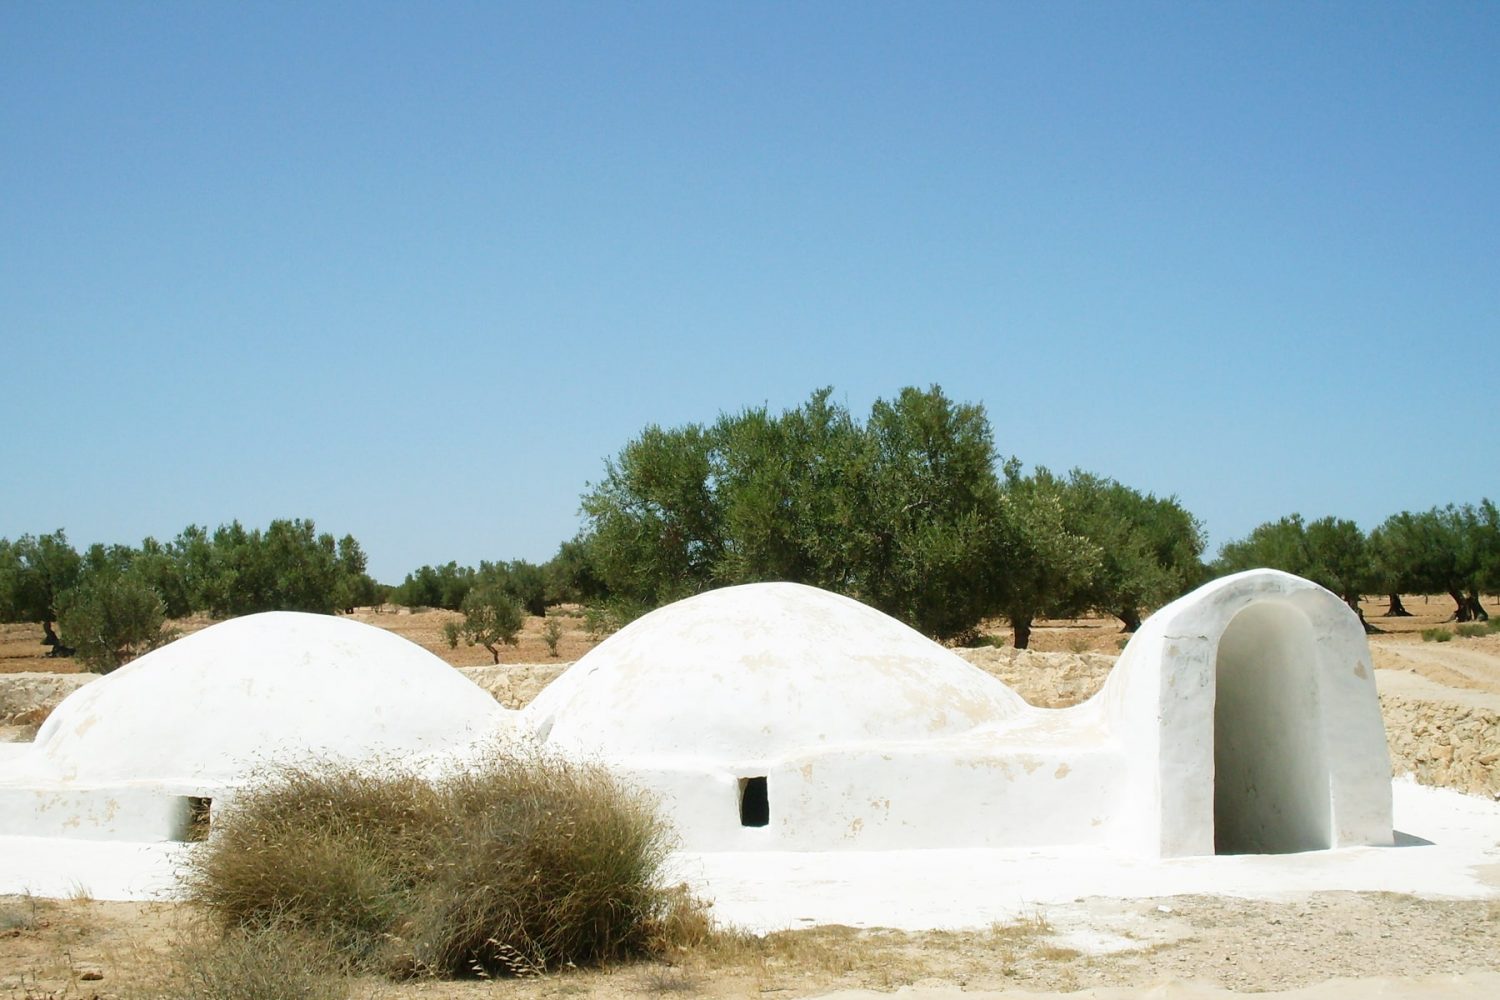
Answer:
404;752;675;975
183;749;698;979
183;762;440;964
168;918;344;1000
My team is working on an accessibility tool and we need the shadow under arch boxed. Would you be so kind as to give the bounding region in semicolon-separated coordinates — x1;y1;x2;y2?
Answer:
1213;600;1332;854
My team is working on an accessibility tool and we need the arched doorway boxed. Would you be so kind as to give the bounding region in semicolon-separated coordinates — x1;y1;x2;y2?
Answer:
1213;601;1332;854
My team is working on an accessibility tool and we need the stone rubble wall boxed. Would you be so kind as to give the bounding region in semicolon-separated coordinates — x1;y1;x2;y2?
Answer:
0;672;95;726
1379;693;1500;799
458;663;569;710
955;646;1118;709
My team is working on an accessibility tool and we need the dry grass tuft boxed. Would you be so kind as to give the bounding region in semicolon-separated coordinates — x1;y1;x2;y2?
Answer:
184;748;702;980
0;893;43;934
166;917;345;1000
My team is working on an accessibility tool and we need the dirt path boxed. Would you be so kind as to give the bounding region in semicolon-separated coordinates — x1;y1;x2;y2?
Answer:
1375;667;1500;712
1371;636;1500;695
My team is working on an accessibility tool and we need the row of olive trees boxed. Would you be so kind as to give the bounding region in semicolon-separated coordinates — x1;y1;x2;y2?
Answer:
564;386;1206;648
388;558;557;664
387;558;551;617
0;520;381;671
1214;501;1499;626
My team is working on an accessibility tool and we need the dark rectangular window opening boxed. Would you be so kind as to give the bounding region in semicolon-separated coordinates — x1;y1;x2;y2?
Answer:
183;796;212;842
738;776;769;827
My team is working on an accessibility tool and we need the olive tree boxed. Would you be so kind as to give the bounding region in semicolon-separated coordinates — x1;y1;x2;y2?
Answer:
1215;514;1374;628
990;465;1101;649
0;531;82;649
443;584;524;663
1062;470;1205;631
56;570;172;672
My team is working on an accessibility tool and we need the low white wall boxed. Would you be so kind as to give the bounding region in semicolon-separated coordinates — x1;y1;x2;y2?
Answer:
607;732;1125;852
0;782;216;842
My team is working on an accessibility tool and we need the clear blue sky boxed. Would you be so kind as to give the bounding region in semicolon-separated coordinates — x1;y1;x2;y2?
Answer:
3;1;1496;583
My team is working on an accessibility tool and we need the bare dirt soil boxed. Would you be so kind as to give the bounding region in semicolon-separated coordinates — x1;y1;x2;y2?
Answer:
2;892;1498;999
3;593;1500;997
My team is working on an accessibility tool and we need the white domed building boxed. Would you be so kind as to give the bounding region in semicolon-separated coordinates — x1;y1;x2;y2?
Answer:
0;571;1395;863
524;574;1395;857
0;612;511;842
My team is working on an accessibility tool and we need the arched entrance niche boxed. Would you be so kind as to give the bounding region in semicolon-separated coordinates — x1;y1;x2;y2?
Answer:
1213;600;1331;854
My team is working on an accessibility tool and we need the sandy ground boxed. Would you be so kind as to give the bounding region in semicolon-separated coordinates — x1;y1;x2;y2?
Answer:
3;593;1500;997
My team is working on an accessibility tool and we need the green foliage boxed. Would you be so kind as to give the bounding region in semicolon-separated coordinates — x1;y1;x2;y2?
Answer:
1423;627;1454;643
581;421;724;607
989;465;1102;647
390;561;474;610
444;584;524;663
1373;504;1493;620
183;753;693;977
5;521;380;648
0;530;82;624
55;570;172;672
1216;513;1372;612
542;537;608;605
582;597;652;641
169;519;376;618
576;385;1215;646
716;388;878;592
856;387;1007;639
332;534;379;611
131;535;194;617
1456;623;1489;638
477;559;548;617
580;386;1036;641
542;617;563;656
1054;469;1205;631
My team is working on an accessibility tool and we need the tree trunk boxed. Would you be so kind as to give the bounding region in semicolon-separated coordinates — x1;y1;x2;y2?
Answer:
1012;617;1032;650
1343;595;1378;634
1451;590;1475;622
1464;591;1489;622
41;620;60;647
1117;608;1142;633
484;643;500;664
1385;593;1411;617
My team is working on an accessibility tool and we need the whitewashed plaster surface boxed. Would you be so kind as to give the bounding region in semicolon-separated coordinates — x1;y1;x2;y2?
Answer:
0;611;510;840
0;570;1407;912
526;573;1393;856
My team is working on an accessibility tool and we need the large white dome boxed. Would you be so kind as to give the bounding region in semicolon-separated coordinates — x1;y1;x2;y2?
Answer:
25;611;508;784
524;582;1025;760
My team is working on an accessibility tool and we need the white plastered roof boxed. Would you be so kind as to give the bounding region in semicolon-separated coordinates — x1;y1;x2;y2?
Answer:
523;582;1027;760
14;611;509;785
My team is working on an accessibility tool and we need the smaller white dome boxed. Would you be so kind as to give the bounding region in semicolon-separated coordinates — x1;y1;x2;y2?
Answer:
525;582;1026;760
27;612;508;784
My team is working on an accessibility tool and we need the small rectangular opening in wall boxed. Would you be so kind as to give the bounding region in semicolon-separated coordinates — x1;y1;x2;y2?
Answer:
738;776;769;827
182;796;212;842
